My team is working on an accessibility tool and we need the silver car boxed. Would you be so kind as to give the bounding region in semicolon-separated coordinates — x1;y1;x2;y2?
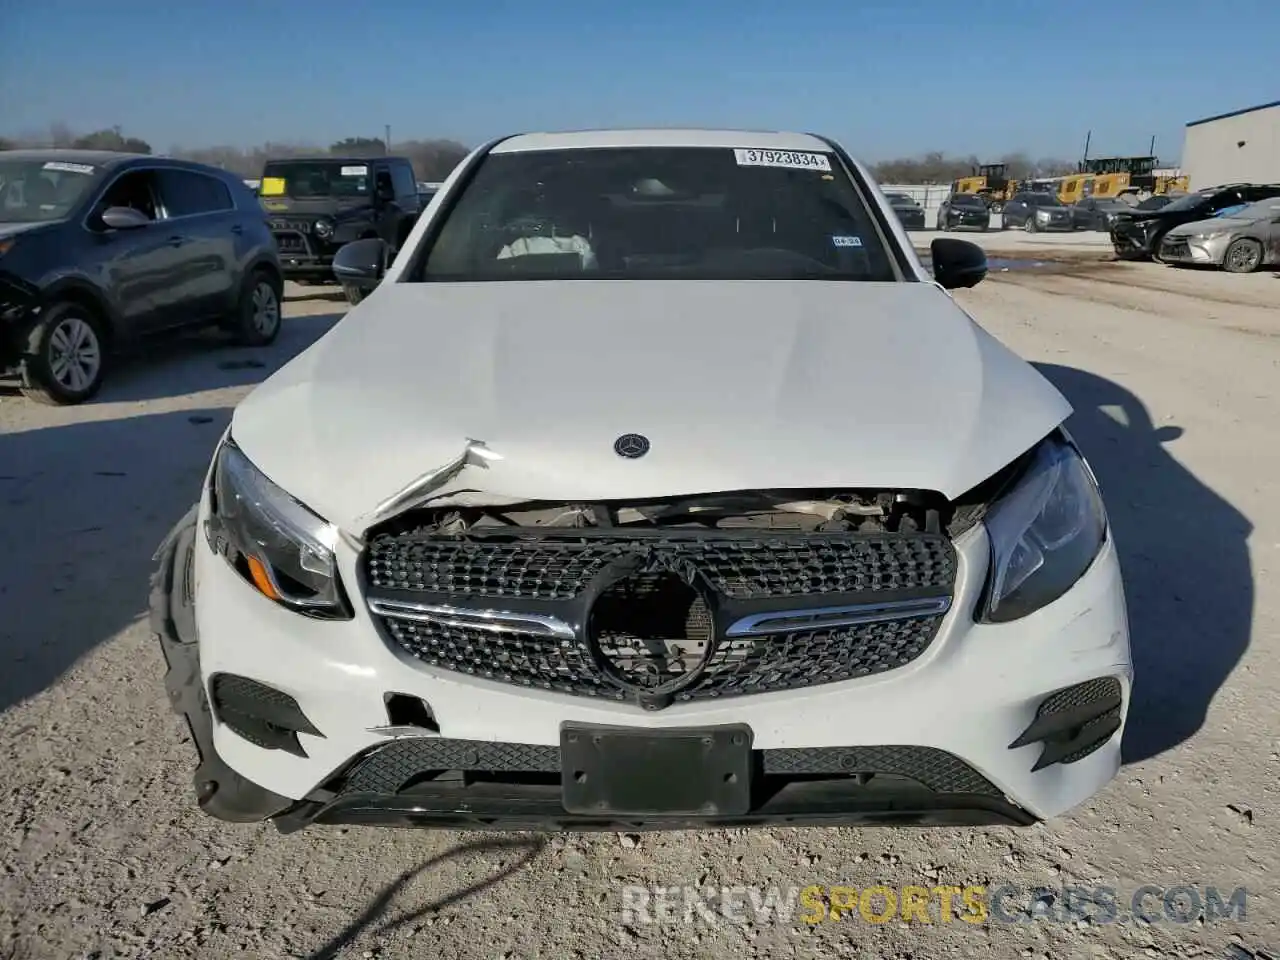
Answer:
1158;198;1280;273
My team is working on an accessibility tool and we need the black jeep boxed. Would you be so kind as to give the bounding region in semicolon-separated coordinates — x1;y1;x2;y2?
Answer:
258;156;421;291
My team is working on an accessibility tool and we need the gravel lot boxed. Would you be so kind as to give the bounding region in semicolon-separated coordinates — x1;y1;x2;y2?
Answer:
3;266;1279;960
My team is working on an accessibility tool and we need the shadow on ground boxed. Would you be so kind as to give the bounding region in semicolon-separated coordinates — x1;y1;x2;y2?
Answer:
304;836;547;960
1034;363;1254;764
0;407;235;712
0;311;343;405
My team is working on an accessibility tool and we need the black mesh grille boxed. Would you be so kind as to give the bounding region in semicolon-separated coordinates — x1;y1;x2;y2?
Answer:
368;529;955;703
382;612;943;703
383;618;625;700
335;739;1001;797
1036;677;1122;717
367;532;956;600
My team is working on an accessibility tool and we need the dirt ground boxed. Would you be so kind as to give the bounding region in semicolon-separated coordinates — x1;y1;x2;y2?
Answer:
2;266;1278;960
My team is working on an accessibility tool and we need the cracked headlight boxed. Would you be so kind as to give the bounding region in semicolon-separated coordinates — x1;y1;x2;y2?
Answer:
979;435;1107;623
206;439;351;619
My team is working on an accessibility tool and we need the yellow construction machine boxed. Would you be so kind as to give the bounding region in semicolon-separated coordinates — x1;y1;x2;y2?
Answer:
950;163;1017;212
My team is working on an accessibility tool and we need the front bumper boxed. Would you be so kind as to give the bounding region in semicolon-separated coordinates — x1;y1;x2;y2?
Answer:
0;270;39;372
182;487;1133;830
1158;234;1227;265
271;229;342;277
946;214;990;230
1110;225;1157;258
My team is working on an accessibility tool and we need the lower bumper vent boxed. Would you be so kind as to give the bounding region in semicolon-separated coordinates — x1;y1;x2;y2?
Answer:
1010;677;1123;771
209;673;323;758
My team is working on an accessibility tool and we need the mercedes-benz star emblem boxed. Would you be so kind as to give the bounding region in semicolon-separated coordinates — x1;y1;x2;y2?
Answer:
613;433;650;459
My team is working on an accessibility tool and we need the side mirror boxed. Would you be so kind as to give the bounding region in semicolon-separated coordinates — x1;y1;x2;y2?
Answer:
931;237;988;290
332;237;388;288
100;206;150;230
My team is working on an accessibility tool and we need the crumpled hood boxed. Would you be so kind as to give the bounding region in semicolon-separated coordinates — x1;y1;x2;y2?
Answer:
231;280;1071;534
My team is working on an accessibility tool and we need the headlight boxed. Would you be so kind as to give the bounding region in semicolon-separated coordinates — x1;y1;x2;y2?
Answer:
1190;231;1223;241
979;435;1107;623
0;238;16;258
313;219;333;238
205;439;350;619
1036;209;1051;220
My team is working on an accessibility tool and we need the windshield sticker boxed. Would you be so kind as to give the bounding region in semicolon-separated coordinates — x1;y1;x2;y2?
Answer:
340;165;368;177
260;177;286;196
831;235;863;248
42;161;95;175
734;149;832;172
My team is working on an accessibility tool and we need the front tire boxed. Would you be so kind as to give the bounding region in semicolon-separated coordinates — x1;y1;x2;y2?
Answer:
1024;218;1038;233
1223;237;1263;274
19;301;107;406
230;269;283;346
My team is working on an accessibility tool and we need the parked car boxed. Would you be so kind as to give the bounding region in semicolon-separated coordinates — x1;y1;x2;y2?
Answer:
936;192;990;231
883;191;926;230
1110;183;1280;261
0;150;282;405
258;155;421;298
1157;197;1280;272
1070;197;1129;232
1001;192;1073;232
152;128;1131;836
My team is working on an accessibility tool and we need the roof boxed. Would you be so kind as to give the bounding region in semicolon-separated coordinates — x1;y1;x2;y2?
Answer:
1186;100;1280;127
0;148;149;167
491;128;833;154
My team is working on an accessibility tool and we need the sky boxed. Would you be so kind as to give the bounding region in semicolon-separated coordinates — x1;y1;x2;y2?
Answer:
2;0;1277;164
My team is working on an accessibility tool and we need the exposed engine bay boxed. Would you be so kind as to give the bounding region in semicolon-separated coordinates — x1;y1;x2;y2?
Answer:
375;479;1014;540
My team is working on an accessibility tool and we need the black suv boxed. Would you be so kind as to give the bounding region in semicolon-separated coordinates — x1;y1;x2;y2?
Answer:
258;155;421;297
1110;183;1280;260
0;150;283;405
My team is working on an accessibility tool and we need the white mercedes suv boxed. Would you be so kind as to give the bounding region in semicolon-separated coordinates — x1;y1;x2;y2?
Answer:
150;129;1132;834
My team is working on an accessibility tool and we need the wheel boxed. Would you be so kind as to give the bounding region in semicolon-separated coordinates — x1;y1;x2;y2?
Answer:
1000;217;1009;231
230;269;283;346
342;284;367;306
1223;237;1263;274
980;222;989;232
1024;217;1037;233
18;301;107;405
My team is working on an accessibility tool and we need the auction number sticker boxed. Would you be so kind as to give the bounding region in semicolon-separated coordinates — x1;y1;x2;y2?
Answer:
734;149;831;171
340;165;368;176
43;161;95;175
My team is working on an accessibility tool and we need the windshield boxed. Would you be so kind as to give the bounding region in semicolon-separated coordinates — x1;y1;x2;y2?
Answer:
951;194;985;207
417;146;898;282
885;192;914;204
1159;192;1217;213
1026;194;1063;207
1136;196;1171;210
259;160;371;199
0;158;100;223
1225;199;1280;220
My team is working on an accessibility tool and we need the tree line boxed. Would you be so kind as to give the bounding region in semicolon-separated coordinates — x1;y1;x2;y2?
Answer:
2;125;1080;186
868;151;1080;184
0;126;471;182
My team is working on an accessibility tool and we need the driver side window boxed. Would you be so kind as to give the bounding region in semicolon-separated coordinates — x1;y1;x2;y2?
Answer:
98;170;160;221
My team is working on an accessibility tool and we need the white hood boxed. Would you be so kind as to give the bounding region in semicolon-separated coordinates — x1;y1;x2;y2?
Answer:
231;281;1071;534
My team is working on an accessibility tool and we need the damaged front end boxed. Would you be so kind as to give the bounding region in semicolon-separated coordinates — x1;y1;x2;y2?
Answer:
360;462;1027;712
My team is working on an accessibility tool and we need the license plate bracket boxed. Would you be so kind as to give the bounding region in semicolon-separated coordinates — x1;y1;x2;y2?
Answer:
560;723;753;817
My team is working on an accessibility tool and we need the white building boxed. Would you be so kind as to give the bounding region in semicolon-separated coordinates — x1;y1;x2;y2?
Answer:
1182;100;1280;189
